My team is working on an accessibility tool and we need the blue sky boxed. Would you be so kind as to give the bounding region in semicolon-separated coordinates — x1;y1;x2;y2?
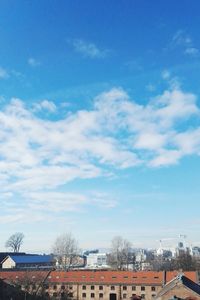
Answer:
1;0;200;253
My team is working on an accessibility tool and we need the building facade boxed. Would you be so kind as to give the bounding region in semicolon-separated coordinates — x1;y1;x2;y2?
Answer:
0;270;198;300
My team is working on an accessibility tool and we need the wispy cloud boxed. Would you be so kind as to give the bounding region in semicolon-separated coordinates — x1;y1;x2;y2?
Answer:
28;57;41;67
0;67;9;79
33;99;57;112
171;30;199;57
1;86;200;223
70;39;109;58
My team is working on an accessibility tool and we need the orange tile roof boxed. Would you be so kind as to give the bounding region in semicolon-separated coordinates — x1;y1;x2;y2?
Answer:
0;270;197;285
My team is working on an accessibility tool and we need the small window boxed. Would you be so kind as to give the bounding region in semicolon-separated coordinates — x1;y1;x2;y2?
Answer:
99;286;103;290
154;276;159;279
141;286;145;291
99;293;103;298
123;286;127;290
124;276;128;279
82;275;86;278
141;294;145;299
132;286;136;291
111;286;115;290
123;294;127;299
82;285;86;290
69;286;73;290
151;287;155;291
82;293;86;298
112;276;117;279
61;285;65;290
132;276;137;279
152;294;156;298
91;285;95;290
53;292;57;297
91;293;95;298
53;285;57;290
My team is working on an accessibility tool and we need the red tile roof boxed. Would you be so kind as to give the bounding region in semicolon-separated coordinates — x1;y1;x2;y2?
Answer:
0;270;197;285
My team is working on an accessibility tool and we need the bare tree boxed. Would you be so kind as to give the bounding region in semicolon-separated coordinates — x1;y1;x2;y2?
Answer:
52;233;79;269
5;232;24;252
108;236;134;270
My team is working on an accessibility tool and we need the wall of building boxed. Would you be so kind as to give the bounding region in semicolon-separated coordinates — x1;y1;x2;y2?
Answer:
2;257;15;269
156;282;200;300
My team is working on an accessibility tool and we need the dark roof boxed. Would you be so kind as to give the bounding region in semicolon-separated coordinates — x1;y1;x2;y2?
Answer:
156;274;200;299
181;275;200;296
9;255;53;264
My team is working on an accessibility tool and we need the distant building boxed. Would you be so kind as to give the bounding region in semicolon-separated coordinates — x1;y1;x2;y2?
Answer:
86;253;108;268
1;254;54;269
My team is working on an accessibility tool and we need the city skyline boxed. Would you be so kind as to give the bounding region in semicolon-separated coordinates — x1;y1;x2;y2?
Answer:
0;1;200;253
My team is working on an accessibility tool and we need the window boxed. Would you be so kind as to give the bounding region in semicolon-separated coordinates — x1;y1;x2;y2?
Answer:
141;294;145;299
152;294;156;298
61;285;65;290
141;286;145;291
151;287;155;291
132;286;136;291
91;293;95;298
82;293;86;298
111;286;115;290
53;285;57;290
99;286;103;290
112;276;117;279
82;286;86;290
123;286;127;290
91;285;95;290
53;292;57;297
123;294;127;299
99;293;103;298
69;286;73;290
124;276;128;279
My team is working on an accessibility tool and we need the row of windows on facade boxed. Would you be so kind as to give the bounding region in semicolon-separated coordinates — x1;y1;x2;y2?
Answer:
81;293;156;299
51;285;156;291
82;286;155;291
47;292;156;299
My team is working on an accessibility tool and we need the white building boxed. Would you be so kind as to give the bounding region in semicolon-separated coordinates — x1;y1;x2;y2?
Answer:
86;253;108;268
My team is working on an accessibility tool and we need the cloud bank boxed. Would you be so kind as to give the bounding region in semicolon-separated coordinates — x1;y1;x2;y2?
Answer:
0;87;199;223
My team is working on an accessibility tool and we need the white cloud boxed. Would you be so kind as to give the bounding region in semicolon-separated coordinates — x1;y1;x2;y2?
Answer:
71;39;108;58
171;30;199;57
28;57;40;67
33;100;57;112
185;47;199;56
0;67;9;79
1;86;200;223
